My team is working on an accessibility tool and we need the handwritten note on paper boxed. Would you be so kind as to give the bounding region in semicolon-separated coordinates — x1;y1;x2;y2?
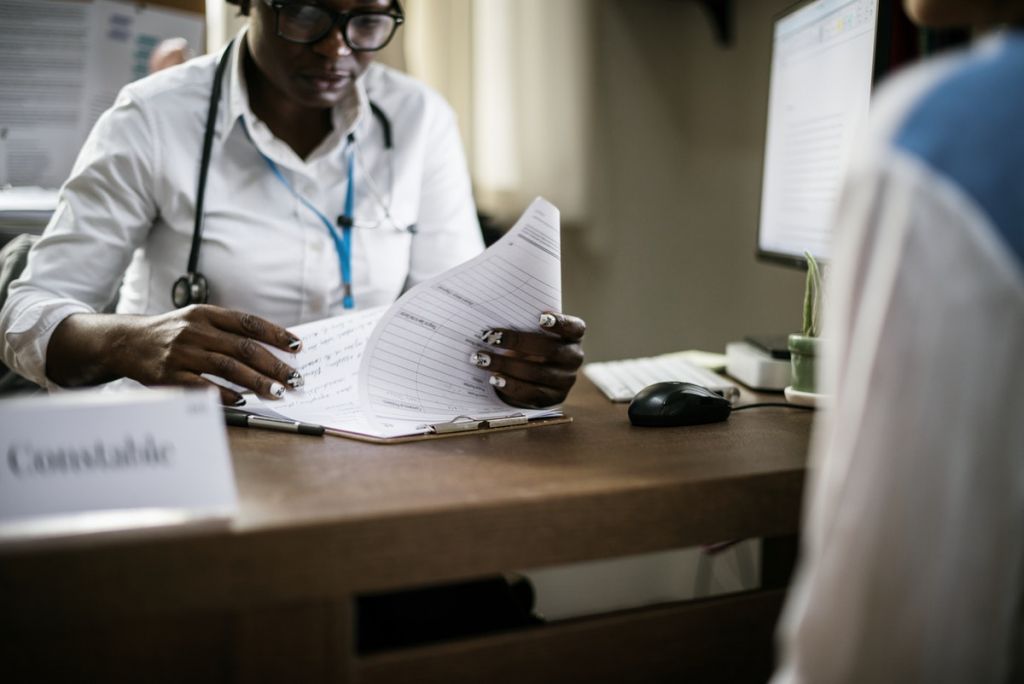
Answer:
245;307;384;431
244;198;563;439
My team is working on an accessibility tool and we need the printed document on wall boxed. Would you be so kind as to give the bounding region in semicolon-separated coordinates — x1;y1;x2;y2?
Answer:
0;0;204;188
0;0;92;187
82;1;204;139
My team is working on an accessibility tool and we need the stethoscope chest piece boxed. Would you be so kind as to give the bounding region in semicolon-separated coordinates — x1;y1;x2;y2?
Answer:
172;272;209;308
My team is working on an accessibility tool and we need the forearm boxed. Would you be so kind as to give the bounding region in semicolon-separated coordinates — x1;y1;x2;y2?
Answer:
45;313;138;387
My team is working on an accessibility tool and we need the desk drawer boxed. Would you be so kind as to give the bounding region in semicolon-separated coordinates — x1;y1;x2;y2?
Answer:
355;588;785;684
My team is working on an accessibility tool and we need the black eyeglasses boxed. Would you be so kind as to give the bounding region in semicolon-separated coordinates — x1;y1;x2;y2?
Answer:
263;1;404;51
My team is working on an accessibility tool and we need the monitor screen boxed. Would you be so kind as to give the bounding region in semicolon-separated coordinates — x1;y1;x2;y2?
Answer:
756;0;879;267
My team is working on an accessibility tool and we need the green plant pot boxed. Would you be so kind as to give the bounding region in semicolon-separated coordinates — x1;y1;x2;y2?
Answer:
788;334;819;394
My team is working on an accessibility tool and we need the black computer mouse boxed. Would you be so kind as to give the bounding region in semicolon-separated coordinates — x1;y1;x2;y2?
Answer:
628;382;733;427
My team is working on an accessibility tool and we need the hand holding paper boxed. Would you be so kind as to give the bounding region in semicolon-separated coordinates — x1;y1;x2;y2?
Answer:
245;197;585;440
471;311;586;409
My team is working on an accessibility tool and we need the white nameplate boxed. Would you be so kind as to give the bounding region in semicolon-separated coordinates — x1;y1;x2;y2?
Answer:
0;388;237;545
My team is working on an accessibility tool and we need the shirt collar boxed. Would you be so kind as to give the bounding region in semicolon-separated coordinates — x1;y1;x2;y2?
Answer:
222;25;369;169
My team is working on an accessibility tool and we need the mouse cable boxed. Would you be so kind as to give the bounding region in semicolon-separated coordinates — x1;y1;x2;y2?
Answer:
731;402;815;412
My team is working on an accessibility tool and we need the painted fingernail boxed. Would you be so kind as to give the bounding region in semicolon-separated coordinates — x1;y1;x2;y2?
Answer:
232;396;247;407
489;375;507;389
539;313;557;328
270;382;286;398
288;337;302;351
481;330;504;346
470;352;491;368
287;371;304;388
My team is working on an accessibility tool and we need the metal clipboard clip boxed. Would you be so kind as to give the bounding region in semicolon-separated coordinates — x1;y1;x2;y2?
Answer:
426;413;529;435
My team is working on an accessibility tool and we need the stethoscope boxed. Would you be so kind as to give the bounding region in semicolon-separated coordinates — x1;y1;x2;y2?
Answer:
172;38;411;310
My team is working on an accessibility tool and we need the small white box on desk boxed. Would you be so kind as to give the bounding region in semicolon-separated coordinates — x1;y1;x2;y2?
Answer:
725;341;791;392
0;388;236;548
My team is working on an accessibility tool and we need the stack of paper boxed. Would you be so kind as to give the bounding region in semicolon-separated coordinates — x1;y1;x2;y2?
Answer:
241;197;567;441
0;186;59;236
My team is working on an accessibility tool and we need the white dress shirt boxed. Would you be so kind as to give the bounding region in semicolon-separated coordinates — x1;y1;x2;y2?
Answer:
773;33;1024;683
1;29;484;389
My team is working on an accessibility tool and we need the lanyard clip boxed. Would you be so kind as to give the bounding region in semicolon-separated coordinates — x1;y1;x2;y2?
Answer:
337;214;354;229
342;282;354;309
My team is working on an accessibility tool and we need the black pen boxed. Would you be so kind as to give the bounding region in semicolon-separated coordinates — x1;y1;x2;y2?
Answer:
224;410;325;436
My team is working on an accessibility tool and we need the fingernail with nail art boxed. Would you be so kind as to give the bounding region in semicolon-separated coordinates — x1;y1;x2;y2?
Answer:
489;375;507;389
539;313;557;328
481;330;504;346
232;396;247;407
288;337;302;351
287;371;304;388
470;352;491;368
270;382;286;398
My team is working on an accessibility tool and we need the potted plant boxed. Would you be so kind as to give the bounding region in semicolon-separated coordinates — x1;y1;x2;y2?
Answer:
786;251;823;403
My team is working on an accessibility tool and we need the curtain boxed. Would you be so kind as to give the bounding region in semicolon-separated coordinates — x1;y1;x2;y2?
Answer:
405;0;594;224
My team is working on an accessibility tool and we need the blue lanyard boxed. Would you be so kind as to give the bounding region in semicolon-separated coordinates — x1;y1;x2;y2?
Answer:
258;143;356;309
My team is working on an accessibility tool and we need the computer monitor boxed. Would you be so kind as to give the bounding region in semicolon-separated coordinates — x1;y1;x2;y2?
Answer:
756;0;881;267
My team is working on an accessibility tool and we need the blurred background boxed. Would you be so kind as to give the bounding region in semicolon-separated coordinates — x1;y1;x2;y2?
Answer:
3;0;957;362
205;0;809;361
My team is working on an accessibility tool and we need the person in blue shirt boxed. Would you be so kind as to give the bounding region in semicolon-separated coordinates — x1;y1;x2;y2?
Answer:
772;0;1024;681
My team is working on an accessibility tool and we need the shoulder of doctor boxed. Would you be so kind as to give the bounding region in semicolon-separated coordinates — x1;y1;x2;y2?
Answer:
103;54;221;137
361;63;459;135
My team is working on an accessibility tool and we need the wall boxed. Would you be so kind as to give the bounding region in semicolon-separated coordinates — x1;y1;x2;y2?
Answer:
205;0;242;52
562;0;806;361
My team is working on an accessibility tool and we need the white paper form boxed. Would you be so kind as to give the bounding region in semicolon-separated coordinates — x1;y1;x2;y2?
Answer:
0;0;91;187
357;196;563;436
242;198;563;440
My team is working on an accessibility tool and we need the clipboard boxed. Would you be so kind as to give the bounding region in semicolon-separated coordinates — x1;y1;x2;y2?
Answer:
323;413;573;444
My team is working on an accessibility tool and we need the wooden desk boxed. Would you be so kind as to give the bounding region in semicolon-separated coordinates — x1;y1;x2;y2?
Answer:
0;379;811;683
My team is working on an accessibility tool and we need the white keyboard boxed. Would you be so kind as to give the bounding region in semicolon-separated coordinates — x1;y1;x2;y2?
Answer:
584;352;739;403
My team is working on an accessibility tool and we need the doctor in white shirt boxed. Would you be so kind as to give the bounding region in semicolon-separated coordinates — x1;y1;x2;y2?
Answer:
0;0;585;408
